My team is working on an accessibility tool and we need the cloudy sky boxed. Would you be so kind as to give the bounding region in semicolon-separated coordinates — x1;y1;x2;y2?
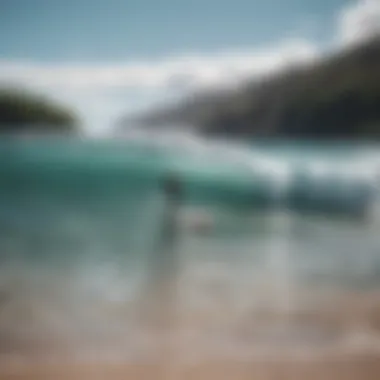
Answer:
0;0;379;135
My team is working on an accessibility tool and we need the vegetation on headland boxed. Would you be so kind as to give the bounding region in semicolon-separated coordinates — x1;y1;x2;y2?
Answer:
0;88;78;134
127;37;380;140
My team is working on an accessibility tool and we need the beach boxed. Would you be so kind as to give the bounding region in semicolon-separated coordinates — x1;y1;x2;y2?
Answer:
1;289;380;379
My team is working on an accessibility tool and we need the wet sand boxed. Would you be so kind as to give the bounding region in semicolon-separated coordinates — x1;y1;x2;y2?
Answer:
1;353;380;380
2;290;380;379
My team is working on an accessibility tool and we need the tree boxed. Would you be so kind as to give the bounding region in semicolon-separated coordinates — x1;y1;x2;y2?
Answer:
0;88;79;134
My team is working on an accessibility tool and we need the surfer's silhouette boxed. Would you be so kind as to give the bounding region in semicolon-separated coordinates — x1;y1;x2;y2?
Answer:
160;173;182;252
140;173;213;329
140;173;183;330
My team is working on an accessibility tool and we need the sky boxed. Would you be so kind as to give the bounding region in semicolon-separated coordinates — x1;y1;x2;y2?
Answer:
0;0;379;135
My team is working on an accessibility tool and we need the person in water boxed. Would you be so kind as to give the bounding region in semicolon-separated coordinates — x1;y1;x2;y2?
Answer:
140;173;214;329
160;173;213;241
139;173;183;331
160;173;183;252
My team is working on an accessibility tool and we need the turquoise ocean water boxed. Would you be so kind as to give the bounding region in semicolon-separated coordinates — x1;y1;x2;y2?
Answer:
0;133;379;358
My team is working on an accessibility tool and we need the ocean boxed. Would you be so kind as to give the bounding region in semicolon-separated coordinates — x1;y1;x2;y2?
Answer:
0;133;379;365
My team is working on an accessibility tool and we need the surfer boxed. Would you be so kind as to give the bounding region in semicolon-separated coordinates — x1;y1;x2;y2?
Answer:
139;173;183;331
139;173;214;329
159;173;183;254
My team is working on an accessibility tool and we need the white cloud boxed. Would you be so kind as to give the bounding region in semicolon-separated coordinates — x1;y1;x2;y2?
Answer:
0;39;318;92
338;0;380;47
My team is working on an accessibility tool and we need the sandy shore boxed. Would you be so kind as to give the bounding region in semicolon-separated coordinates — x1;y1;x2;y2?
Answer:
2;287;380;379
1;353;380;380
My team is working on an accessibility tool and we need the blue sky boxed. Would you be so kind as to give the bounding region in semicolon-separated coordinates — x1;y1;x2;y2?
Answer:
0;0;379;135
0;0;345;60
